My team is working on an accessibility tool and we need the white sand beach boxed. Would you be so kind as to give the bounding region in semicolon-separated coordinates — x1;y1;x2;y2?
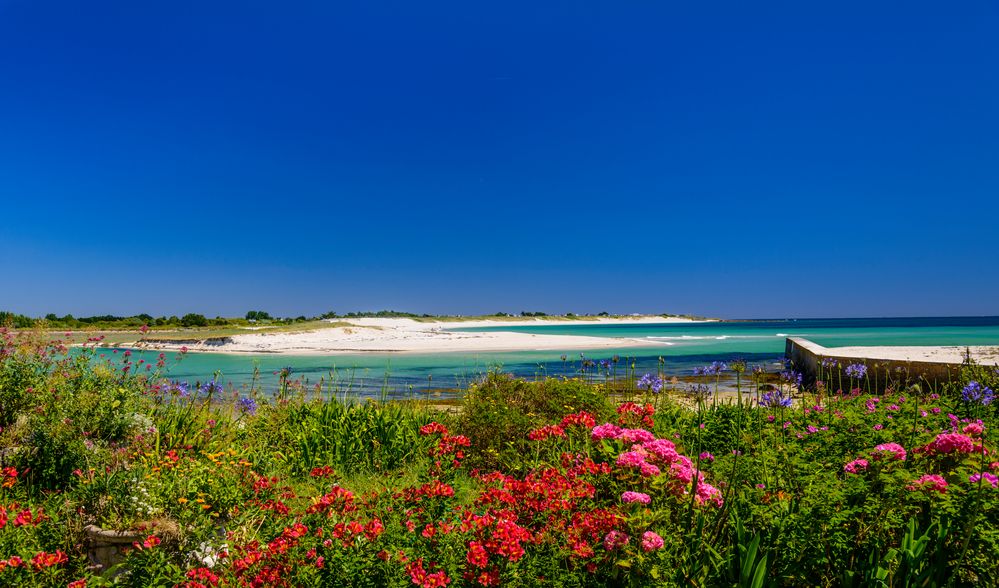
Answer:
133;316;710;355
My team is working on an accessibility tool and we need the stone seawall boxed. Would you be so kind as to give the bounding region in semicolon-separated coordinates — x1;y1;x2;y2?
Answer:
784;337;972;392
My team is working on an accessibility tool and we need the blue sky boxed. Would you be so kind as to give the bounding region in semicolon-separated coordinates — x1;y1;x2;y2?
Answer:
1;1;997;319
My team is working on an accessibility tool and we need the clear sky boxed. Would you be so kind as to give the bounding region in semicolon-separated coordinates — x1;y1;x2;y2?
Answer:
1;1;997;319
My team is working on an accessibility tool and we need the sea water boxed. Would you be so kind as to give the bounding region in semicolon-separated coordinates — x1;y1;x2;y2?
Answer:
105;317;999;396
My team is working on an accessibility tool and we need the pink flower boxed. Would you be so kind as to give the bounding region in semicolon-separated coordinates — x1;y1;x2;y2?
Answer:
603;530;629;551
641;531;665;552
695;482;723;507
844;459;869;474
621;491;652;504
872;443;907;462
963;423;985;436
591;423;622;440
699;452;715;462
616;451;647;469
907;474;948;494
928;433;975;454
639;462;661;478
641;439;680;463
970;472;999;488
669;457;696;485
617;428;656;444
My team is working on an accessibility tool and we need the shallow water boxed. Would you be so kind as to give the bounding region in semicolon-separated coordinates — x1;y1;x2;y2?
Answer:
102;317;999;396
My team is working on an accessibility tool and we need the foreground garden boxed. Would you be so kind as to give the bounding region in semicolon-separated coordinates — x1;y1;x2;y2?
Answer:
0;331;997;587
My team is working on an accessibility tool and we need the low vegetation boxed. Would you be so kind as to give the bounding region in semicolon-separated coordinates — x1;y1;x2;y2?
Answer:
1;330;996;586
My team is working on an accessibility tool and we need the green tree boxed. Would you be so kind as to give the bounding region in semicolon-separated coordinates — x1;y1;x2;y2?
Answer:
180;313;208;327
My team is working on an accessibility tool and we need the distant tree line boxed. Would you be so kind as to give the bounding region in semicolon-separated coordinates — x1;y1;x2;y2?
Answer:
0;309;435;330
336;310;434;318
0;308;669;330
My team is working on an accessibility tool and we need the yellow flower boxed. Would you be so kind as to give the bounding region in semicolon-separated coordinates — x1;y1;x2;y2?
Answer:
177;498;188;504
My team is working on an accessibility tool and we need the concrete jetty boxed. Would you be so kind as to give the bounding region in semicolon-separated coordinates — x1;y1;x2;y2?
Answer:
784;337;999;392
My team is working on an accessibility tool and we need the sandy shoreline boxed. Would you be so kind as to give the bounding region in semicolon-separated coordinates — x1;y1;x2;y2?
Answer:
131;316;710;355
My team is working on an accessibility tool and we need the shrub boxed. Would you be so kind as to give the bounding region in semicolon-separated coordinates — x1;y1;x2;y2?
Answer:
457;373;614;471
179;313;208;327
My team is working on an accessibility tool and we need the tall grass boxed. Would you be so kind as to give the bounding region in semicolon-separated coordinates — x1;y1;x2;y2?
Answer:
266;399;444;476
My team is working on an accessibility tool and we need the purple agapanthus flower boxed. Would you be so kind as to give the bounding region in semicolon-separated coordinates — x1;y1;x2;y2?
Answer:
760;390;793;408
170;381;190;397
705;361;728;375
845;363;868;379
687;383;711;399
637;373;664;393
962;381;995;406
236;396;258;415
199;379;223;395
780;370;803;387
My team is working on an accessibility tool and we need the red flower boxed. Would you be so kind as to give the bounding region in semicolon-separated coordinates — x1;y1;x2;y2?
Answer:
476;569;501;586
1;467;16;489
185;567;221;586
309;466;336;478
466;541;489;567
560;411;597;429
365;517;385;540
30;550;68;569
419;422;449;436
13;507;45;527
527;424;566;441
133;535;161;550
406;558;452;588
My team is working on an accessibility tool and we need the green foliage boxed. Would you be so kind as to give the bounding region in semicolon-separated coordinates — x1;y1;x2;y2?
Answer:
179;313;209;327
0;311;34;328
457;373;614;471
2;332;999;587
257;399;444;476
0;345;50;427
13;356;141;490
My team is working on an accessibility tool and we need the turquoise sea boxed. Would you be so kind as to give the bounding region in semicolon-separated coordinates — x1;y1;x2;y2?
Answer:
110;317;999;397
